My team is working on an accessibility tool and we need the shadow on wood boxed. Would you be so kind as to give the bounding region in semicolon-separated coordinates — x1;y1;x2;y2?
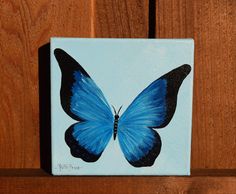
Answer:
38;43;51;174
148;0;156;38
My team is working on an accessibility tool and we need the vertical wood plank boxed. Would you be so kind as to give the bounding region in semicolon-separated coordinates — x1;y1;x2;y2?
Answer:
0;0;149;168
1;0;235;171
0;0;92;168
192;0;236;169
94;0;149;38
156;0;236;169
156;0;194;38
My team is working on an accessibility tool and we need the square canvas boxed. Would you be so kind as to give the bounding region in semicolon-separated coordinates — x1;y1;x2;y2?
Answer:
50;38;194;175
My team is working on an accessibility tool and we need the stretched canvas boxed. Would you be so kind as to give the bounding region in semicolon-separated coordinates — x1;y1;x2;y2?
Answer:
50;38;194;175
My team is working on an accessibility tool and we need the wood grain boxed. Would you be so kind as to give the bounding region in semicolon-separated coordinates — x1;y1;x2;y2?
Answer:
94;0;149;38
0;0;235;181
156;0;236;169
0;0;149;168
0;170;236;194
156;0;194;38
0;0;91;168
192;0;236;169
0;0;236;193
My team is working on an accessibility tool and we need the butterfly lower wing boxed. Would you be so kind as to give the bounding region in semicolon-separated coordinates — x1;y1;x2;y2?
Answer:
54;49;114;162
118;65;191;167
65;121;113;162
118;125;161;167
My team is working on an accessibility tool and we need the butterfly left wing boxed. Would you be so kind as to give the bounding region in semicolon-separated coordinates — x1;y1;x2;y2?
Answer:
118;65;191;167
54;49;114;162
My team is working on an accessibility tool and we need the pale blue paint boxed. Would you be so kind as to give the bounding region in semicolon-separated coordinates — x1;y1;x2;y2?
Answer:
50;38;194;175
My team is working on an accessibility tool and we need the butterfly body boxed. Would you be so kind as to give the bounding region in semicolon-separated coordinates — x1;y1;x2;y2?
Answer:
54;48;191;168
112;106;122;140
113;114;119;140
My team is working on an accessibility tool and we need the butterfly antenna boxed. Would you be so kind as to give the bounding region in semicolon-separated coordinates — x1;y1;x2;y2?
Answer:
117;105;123;115
111;105;117;115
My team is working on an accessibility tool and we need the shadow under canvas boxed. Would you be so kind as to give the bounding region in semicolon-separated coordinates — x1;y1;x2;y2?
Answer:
38;43;52;174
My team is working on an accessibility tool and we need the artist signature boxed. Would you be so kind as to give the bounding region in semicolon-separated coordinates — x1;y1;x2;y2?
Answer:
57;163;81;171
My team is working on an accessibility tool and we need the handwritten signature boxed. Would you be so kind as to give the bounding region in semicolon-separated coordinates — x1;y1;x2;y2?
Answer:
57;163;81;171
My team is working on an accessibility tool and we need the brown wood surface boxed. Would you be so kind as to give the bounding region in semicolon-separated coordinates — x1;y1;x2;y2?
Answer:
0;0;149;168
0;169;236;194
0;0;236;193
156;0;236;169
0;0;92;168
0;177;236;194
94;0;149;38
191;0;236;169
156;0;194;38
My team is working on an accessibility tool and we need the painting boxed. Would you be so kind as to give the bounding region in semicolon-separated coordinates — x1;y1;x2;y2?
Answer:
51;38;194;175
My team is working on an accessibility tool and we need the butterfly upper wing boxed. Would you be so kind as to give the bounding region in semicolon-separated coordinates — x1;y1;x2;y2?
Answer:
54;49;113;162
118;65;191;167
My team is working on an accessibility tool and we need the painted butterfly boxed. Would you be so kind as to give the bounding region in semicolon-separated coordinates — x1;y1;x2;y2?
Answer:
54;48;191;167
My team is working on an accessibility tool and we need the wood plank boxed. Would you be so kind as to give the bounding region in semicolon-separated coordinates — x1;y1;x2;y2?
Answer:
0;0;149;168
192;0;236;169
1;177;235;194
0;170;236;194
1;168;236;177
156;0;236;169
191;169;236;177
0;0;92;168
156;0;194;38
94;0;149;38
0;169;49;177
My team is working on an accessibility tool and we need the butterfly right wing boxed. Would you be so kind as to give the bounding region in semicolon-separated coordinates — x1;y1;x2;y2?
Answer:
118;65;191;167
54;49;114;162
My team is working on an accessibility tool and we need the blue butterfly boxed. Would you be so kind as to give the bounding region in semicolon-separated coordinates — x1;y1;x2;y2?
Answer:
54;48;191;167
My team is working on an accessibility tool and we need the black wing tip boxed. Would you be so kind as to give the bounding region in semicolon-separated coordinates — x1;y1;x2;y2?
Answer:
54;48;64;54
155;64;191;128
172;64;191;77
129;132;162;167
54;48;90;78
54;48;68;60
180;64;191;75
65;125;101;162
160;64;191;82
54;48;75;63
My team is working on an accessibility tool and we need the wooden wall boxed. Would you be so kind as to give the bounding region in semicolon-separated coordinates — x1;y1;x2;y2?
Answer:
0;0;235;193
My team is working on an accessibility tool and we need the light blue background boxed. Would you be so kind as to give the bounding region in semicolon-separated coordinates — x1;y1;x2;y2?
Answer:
50;38;194;175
